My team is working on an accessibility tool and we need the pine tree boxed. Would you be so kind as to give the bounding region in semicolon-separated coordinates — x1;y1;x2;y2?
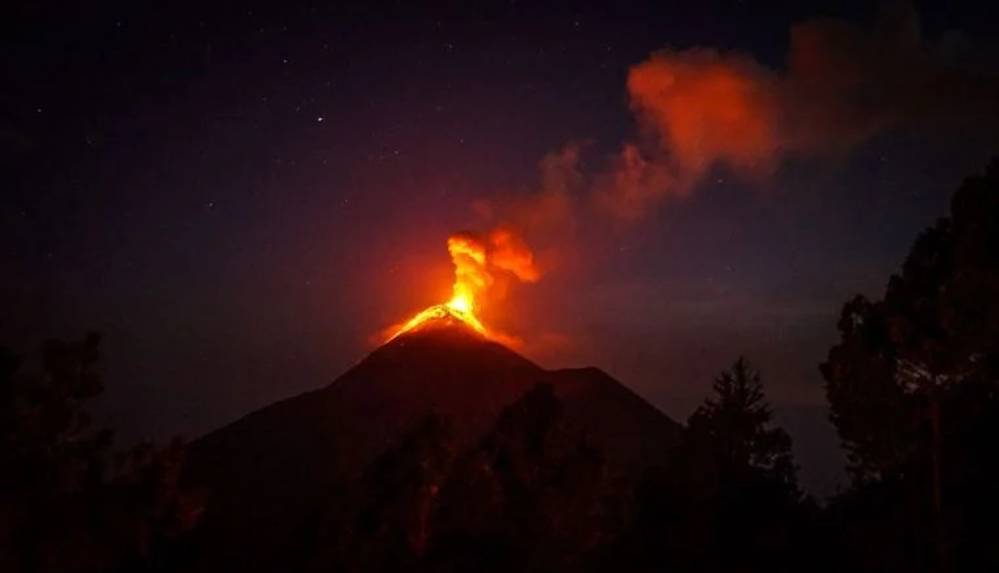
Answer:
687;357;797;488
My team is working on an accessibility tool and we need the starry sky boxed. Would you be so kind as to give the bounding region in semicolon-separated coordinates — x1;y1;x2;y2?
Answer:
5;1;999;495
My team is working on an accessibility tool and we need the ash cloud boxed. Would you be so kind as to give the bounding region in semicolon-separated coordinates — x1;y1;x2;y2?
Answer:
597;2;999;219
485;3;999;233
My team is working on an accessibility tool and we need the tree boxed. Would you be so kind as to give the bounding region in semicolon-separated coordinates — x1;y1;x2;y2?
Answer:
822;159;999;571
687;357;797;488
0;335;199;573
623;358;803;573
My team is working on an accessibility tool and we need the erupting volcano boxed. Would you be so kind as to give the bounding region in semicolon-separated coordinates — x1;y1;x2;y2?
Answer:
388;229;539;342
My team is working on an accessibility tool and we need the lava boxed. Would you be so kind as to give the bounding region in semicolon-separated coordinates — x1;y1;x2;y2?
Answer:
389;302;487;339
387;230;538;342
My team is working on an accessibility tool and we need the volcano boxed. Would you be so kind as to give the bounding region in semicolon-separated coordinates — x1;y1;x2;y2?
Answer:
184;320;681;571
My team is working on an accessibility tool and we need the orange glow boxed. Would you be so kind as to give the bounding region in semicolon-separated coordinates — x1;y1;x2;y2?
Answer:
627;50;779;177
387;230;538;343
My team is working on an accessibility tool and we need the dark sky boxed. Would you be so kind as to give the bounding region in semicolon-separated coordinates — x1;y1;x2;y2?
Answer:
5;0;999;495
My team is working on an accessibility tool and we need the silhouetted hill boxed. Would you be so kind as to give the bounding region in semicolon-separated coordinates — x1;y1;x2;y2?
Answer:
183;321;681;571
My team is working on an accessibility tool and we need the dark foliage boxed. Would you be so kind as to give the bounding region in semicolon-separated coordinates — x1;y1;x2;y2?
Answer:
822;160;999;572
618;358;806;573
687;357;798;489
0;335;199;573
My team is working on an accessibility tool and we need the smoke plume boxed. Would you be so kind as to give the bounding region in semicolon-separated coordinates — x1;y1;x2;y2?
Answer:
593;2;999;218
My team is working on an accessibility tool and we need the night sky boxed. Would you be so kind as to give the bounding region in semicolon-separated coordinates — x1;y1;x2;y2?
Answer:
5;1;999;495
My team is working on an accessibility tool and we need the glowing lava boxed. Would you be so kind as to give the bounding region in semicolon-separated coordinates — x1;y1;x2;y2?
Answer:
389;301;487;339
387;230;539;342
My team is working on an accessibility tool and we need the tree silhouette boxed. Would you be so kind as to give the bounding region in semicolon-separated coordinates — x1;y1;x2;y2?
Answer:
687;357;797;488
622;357;803;573
822;160;999;572
0;335;199;573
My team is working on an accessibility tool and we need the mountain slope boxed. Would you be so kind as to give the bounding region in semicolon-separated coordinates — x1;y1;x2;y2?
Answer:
183;323;680;571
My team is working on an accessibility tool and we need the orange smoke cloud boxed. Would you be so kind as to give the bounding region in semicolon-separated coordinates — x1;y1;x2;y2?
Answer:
487;228;541;283
594;2;999;219
628;49;779;179
591;49;780;219
446;228;540;311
